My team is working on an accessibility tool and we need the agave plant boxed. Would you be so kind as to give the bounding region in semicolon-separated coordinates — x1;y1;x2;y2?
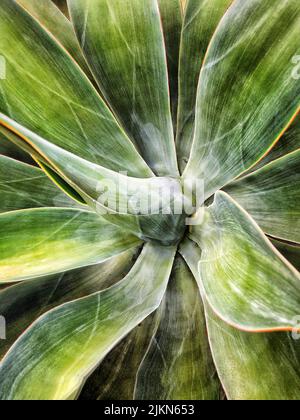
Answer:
0;0;299;401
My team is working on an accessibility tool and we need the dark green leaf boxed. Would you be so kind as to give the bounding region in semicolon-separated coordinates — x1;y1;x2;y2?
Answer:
68;0;179;176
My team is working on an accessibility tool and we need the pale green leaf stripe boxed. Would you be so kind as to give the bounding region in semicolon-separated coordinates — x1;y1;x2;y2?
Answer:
135;256;221;400
0;155;77;212
176;0;232;172
158;0;182;130
0;248;138;361
68;0;179;177
184;0;300;199
225;149;300;244
190;191;300;332
17;0;93;79
0;114;186;245
0;244;176;400
0;208;141;283
0;0;151;177
206;304;300;400
80;311;160;400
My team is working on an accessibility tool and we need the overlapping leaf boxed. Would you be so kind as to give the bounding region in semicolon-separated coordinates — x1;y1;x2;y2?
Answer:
0;155;77;212
0;0;150;177
0;244;175;400
225;150;300;244
250;114;300;172
0;0;299;403
0;248;137;360
0;130;32;164
206;304;300;400
190;192;300;332
135;256;221;400
68;0;178;176
0;208;140;282
80;311;160;400
0;114;186;244
184;0;300;200
17;0;93;78
180;237;300;400
176;0;232;171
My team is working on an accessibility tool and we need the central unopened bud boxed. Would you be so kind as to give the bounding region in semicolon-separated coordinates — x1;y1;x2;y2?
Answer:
94;175;203;246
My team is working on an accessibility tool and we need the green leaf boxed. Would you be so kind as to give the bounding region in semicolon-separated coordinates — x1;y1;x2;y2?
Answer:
184;0;300;200
135;255;221;400
1;123;87;205
190;191;300;332
206;303;300;400
271;239;300;272
0;130;33;164
0;124;45;162
0;244;176;400
68;0;179;177
0;155;78;212
16;0;93;79
225;149;300;244
0;0;151;177
0;114;186;244
0;208;140;283
0;248;138;360
249;114;300;172
158;0;182;130
36;160;87;205
79;311;160;400
176;0;232;172
180;237;300;400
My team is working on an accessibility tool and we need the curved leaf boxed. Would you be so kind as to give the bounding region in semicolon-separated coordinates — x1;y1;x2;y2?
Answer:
184;0;300;200
79;311;160;400
190;191;300;332
206;304;300;400
0;244;176;400
17;0;92;78
0;115;186;244
180;237;300;400
0;0;151;177
0;208;140;283
0;155;77;212
225;149;300;244
68;0;178;176
0;248;138;360
176;0;232;172
135;256;220;400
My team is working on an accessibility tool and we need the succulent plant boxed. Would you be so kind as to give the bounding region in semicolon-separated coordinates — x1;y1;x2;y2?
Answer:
0;0;299;400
